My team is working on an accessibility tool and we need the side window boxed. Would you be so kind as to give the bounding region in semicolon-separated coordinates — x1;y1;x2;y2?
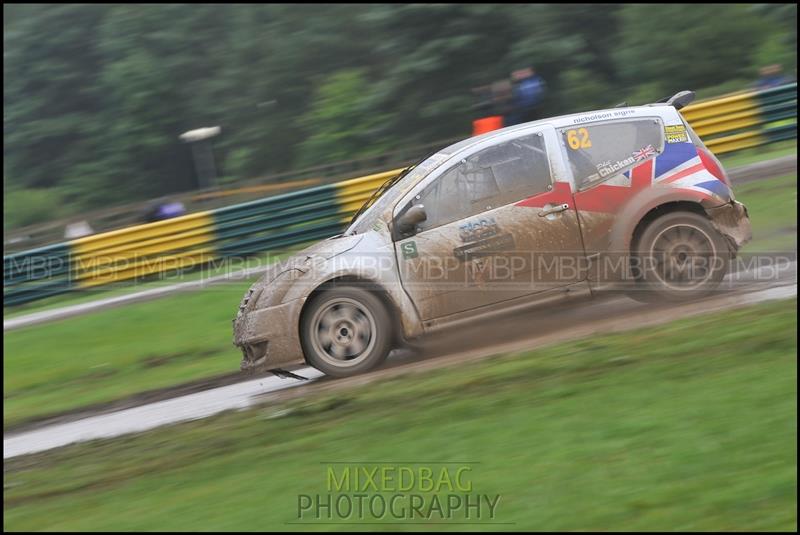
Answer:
561;119;664;190
410;134;552;233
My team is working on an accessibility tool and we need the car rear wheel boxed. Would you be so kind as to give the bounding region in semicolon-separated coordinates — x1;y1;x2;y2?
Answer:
631;211;731;302
300;286;393;377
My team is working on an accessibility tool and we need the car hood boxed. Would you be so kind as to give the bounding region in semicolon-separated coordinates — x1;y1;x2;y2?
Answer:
295;233;364;262
236;234;364;315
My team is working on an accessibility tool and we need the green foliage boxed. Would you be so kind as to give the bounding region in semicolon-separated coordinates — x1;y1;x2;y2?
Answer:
3;4;796;223
296;69;390;166
3;187;68;229
751;3;797;56
615;4;768;95
693;79;754;101
558;68;614;113
754;31;798;76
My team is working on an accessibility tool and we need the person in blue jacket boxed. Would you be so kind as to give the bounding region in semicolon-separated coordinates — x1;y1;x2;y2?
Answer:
509;67;546;125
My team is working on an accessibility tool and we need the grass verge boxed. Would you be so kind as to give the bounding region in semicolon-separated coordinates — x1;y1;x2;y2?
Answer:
736;173;797;253
718;139;796;169
3;250;294;320
4;298;797;531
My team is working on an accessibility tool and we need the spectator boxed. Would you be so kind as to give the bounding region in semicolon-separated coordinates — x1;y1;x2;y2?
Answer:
143;199;186;223
755;64;790;90
470;68;547;136
490;79;514;120
509;67;546;125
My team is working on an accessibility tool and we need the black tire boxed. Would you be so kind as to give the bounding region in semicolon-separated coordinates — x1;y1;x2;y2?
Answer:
630;211;731;302
300;286;393;377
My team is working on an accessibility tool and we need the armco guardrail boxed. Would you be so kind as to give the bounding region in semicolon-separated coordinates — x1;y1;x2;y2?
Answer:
4;83;796;307
3;169;401;306
680;82;797;153
3;137;460;254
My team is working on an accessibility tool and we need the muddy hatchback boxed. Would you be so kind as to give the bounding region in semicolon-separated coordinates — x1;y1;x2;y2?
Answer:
234;91;752;377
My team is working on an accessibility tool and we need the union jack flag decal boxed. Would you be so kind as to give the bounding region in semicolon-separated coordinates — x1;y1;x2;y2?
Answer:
632;144;656;162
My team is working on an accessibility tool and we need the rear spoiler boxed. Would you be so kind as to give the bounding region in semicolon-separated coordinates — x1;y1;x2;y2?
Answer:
650;90;696;110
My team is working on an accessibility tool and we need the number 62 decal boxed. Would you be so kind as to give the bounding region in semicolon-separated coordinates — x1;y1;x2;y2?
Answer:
566;128;592;150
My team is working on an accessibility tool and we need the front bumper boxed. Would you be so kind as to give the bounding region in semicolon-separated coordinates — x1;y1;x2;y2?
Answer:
233;298;306;372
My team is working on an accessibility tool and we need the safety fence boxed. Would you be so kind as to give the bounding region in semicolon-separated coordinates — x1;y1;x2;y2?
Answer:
3;137;458;254
3;169;401;306
4;83;796;307
680;82;796;154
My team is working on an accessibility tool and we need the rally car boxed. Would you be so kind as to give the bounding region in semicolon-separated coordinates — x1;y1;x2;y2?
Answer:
233;91;752;377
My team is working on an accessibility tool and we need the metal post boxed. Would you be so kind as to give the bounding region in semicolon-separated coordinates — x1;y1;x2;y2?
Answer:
180;126;221;190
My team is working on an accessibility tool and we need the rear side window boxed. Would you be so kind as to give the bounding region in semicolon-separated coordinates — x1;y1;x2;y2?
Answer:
561;119;664;190
682;118;707;148
411;133;552;232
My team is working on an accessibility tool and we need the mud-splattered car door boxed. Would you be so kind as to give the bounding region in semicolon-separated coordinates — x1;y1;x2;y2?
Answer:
393;128;586;322
558;117;667;284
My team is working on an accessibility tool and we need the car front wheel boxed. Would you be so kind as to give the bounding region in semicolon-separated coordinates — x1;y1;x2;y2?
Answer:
300;286;393;377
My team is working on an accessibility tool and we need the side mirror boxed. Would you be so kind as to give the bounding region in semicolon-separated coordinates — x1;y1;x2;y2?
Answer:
396;204;427;234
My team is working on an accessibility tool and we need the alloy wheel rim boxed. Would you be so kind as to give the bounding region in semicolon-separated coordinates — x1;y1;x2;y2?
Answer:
649;223;717;291
310;297;377;367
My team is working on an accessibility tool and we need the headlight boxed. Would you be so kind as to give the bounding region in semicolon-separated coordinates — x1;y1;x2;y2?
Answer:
237;287;263;317
253;268;305;309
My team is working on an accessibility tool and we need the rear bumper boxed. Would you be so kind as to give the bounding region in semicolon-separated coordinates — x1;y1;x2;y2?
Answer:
233;298;306;371
705;200;752;251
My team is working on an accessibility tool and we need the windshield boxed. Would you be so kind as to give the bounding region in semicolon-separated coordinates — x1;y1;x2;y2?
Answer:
344;150;453;235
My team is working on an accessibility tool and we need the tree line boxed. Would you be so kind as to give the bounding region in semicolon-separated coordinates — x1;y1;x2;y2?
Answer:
3;3;796;228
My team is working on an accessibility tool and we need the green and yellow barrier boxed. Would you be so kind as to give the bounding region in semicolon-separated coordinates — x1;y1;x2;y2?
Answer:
681;83;796;154
335;168;405;219
71;212;216;287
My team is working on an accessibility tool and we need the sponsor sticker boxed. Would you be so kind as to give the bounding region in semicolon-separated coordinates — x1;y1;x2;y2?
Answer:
665;124;689;143
572;109;635;124
594;144;657;178
597;156;636;178
453;233;515;262
371;219;389;235
458;217;499;243
401;241;418;260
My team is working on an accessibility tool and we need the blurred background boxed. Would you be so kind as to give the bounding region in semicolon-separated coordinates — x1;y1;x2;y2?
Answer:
3;4;797;531
3;3;797;234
